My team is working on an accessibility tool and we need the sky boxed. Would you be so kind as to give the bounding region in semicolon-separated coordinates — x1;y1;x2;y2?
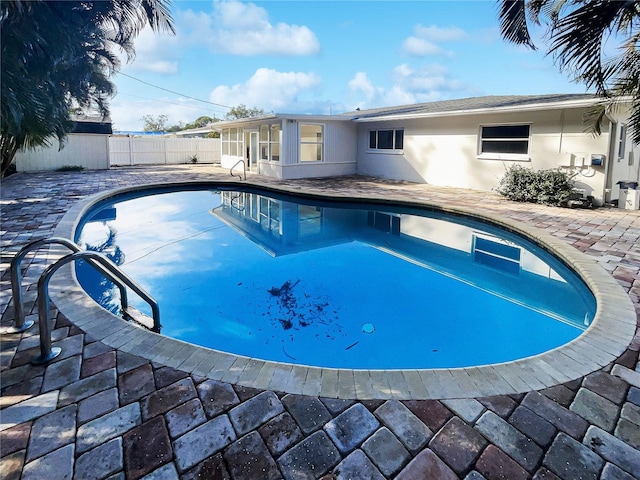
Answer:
110;0;591;131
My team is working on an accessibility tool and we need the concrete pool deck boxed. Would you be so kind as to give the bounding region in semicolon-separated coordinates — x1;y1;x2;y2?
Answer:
1;165;640;479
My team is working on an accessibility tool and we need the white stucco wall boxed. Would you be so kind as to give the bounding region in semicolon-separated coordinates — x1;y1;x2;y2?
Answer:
604;110;640;203
356;108;614;203
15;134;109;172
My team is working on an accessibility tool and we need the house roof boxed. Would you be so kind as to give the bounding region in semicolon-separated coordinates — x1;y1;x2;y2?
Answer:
207;94;604;129
347;93;600;122
211;113;353;129
171;124;219;136
70;114;112;134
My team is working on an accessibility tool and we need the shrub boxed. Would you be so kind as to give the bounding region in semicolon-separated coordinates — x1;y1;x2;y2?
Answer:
497;165;575;206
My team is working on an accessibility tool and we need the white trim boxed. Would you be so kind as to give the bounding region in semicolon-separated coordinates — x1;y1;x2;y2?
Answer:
353;98;601;123
299;122;325;163
477;153;531;162
366;149;405;156
280;161;355;168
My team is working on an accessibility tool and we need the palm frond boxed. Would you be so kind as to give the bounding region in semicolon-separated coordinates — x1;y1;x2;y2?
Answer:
1;0;175;175
548;1;639;93
498;0;537;49
583;102;609;137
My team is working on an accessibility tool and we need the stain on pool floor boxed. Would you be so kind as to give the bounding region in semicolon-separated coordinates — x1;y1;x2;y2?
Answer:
1;165;639;479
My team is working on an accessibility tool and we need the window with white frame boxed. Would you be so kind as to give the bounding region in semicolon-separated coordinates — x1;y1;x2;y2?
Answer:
618;124;627;159
259;196;281;235
258;123;281;162
221;127;242;158
300;124;323;162
270;124;281;161
221;129;230;156
259;125;269;161
369;128;404;150
472;233;521;275
298;205;322;237
480;125;530;155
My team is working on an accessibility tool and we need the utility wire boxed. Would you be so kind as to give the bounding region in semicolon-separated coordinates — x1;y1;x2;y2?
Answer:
118;92;227;116
118;72;232;109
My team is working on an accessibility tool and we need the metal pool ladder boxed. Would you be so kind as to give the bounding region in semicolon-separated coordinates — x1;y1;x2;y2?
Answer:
230;159;246;180
7;237;160;364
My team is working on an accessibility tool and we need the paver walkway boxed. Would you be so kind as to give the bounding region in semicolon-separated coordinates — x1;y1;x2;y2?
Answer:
1;165;639;480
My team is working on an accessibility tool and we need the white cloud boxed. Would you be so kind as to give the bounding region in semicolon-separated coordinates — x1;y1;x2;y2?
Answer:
109;96;220;131
402;24;467;56
180;1;320;56
402;37;443;56
347;64;464;109
392;63;455;91
348;72;384;104
120;26;180;74
414;25;467;42
209;68;321;112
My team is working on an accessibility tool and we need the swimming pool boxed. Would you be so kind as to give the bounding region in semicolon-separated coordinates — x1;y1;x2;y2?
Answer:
74;185;596;370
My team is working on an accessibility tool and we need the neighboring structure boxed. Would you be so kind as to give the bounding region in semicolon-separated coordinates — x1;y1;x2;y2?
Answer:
15;115;112;172
215;94;640;206
169;124;219;138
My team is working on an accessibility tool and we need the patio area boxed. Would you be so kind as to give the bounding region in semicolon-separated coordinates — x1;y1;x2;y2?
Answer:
1;164;639;479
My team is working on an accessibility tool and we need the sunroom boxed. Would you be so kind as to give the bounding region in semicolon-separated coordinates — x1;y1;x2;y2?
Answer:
216;114;357;180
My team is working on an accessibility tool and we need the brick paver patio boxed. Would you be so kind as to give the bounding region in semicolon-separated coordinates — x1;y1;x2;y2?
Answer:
1;165;639;480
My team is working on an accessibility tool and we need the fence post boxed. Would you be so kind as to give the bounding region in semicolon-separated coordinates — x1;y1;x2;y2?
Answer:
164;137;168;165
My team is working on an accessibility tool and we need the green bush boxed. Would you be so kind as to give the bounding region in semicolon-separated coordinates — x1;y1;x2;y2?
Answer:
497;165;576;206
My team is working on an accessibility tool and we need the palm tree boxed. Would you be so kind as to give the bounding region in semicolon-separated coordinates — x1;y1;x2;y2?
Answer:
498;0;640;142
0;0;174;176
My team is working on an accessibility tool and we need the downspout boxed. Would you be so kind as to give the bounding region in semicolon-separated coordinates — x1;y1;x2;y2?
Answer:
604;119;617;203
558;109;565;154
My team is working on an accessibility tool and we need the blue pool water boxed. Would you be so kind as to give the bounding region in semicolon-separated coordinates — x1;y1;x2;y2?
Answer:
75;186;596;369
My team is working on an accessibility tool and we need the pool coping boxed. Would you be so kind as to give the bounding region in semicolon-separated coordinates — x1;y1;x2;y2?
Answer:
48;178;637;400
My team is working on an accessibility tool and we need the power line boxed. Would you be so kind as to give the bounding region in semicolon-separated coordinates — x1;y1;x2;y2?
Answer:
118;72;232;109
117;92;227;117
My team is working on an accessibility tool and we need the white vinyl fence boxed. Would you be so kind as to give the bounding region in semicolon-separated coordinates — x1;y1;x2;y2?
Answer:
15;134;110;172
109;137;221;166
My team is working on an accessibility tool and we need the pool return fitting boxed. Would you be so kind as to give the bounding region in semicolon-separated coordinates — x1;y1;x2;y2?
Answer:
6;237;160;364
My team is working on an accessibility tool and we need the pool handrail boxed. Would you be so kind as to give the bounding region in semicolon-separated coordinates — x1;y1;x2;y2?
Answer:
9;237;132;332
34;250;161;364
230;159;246;180
8;237;81;333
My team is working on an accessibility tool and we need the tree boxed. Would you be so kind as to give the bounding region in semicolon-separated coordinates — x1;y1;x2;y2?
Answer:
225;105;266;120
141;114;170;132
0;0;174;176
498;0;640;143
185;116;216;129
165;122;185;133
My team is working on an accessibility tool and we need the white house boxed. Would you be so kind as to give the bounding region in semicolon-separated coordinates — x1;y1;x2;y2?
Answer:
215;94;640;206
